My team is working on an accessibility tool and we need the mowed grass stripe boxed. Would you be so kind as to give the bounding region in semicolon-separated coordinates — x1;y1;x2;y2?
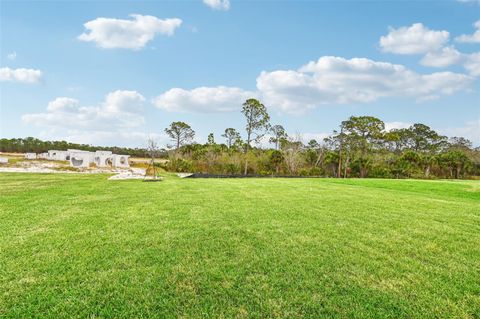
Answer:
0;173;479;318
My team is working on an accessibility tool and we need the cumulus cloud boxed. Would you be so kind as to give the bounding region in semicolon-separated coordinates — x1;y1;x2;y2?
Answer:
47;97;81;112
0;67;42;84
153;56;473;115
300;132;331;144
384;121;412;131
104;90;145;113
203;0;230;10
464;52;480;76
257;56;473;113
78;14;182;49
379;23;449;54
153;86;255;113
41;130;169;148
441;119;480;146
258;132;331;148
456;20;480;43
22;90;146;131
416;46;479;77
420;46;464;68
378;22;480;77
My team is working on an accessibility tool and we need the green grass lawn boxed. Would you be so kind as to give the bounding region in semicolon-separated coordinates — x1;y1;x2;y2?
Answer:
1;173;479;318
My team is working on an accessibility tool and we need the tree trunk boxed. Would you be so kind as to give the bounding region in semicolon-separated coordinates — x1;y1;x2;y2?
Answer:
243;143;249;175
344;156;350;178
360;166;368;178
315;150;324;168
337;130;343;178
424;165;430;178
244;130;251;175
337;151;342;179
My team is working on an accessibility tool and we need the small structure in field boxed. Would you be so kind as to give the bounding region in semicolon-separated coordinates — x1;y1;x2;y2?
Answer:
0;157;8;164
26;149;130;168
47;150;70;161
69;150;94;168
113;154;130;168
94;151;113;167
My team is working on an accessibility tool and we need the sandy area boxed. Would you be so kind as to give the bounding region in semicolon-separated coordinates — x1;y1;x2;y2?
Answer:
108;169;146;180
0;159;146;179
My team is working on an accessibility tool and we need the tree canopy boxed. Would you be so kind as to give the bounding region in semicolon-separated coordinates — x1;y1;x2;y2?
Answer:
3;101;478;179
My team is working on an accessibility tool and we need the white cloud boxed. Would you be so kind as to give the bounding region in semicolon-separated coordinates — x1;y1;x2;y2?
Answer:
300;132;331;144
256;134;274;148
42;130;169;148
7;51;17;60
464;52;480;76
456;20;480;43
153;86;255;113
0;67;42;84
416;46;479;77
420;46;464;68
78;14;182;50
203;0;230;10
379;22;480;77
104;90;145;113
257;56;473;114
47;97;81;112
153;56;473;115
441;119;480;146
379;23;449;54
22;90;146;132
384;121;412;131
258;132;330;148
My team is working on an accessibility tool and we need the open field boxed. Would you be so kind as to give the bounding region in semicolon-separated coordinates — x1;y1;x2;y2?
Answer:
0;174;479;318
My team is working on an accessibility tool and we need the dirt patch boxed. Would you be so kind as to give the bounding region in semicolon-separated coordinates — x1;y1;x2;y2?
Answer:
108;169;146;180
0;159;145;177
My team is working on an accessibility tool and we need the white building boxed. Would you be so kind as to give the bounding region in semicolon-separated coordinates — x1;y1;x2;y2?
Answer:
47;150;69;161
94;151;113;167
25;153;36;160
0;157;8;164
69;151;93;168
36;149;130;168
112;154;130;168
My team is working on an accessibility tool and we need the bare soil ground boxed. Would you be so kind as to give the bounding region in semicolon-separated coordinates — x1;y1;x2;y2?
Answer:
0;152;145;179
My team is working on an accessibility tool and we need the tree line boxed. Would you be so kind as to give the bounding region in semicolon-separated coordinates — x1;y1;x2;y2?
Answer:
1;98;478;178
0;137;157;158
162;99;479;179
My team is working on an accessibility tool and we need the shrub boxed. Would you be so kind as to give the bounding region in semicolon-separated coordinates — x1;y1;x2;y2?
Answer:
309;167;322;176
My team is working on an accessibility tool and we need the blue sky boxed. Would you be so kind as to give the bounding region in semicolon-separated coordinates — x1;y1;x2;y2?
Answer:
1;0;479;147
